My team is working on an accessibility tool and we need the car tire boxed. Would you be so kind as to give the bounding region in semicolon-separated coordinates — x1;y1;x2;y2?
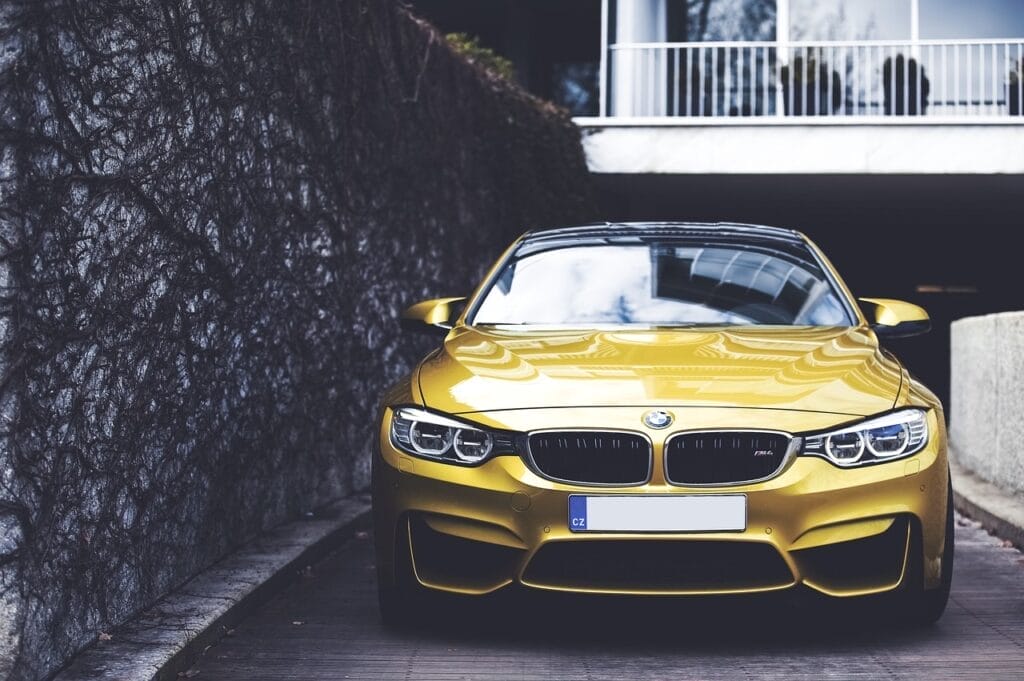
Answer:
377;518;427;627
893;481;955;627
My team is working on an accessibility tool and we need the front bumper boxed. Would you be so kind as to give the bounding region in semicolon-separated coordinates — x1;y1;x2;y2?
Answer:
373;407;948;598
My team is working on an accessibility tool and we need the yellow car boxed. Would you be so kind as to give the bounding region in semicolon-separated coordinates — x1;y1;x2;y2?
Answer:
373;222;952;626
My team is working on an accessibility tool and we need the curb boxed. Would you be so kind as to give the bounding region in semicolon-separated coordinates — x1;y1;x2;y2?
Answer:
54;494;372;681
950;458;1024;550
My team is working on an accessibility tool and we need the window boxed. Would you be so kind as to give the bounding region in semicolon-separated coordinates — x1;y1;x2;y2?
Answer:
472;241;853;327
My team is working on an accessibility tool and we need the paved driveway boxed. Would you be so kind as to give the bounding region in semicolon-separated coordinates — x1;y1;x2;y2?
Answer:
188;515;1024;680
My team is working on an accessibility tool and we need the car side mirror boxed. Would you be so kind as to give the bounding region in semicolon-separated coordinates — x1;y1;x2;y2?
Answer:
858;297;931;338
400;297;467;336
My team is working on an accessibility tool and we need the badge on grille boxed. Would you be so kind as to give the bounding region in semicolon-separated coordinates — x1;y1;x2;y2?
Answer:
643;410;674;429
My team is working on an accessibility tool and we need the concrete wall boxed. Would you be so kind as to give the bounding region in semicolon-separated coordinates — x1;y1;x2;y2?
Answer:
0;1;594;678
950;312;1024;496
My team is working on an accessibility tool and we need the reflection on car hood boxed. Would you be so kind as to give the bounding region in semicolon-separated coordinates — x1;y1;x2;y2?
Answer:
416;326;902;416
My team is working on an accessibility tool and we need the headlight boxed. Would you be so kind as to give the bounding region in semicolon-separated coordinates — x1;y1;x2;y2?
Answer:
802;408;929;467
390;407;512;465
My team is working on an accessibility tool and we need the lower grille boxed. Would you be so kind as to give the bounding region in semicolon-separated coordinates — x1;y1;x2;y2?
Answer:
408;516;523;592
666;431;791;485
793;517;911;593
523;540;793;592
528;431;651;485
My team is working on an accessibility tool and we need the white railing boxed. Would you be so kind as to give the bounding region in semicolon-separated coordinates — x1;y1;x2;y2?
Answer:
607;39;1024;120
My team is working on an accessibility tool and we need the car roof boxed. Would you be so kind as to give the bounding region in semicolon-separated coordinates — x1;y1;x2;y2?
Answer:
515;222;810;258
521;221;805;244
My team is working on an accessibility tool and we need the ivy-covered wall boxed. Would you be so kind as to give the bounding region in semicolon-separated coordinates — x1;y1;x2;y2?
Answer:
0;1;594;677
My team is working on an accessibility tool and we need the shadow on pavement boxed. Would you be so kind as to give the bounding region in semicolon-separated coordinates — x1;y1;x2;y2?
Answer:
390;586;936;653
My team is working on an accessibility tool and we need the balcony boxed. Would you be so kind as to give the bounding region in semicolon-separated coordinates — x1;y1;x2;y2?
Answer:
575;38;1024;175
600;39;1024;120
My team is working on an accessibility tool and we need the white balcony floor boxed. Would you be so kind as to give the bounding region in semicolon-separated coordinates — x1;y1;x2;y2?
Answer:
574;118;1024;174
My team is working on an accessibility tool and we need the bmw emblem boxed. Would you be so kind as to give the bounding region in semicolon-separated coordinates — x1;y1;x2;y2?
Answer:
643;410;674;429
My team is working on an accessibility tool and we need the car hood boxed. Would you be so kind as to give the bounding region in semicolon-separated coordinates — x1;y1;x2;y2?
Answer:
415;326;903;417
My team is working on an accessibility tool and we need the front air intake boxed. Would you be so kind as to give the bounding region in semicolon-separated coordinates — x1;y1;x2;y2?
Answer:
527;431;651;486
666;431;792;485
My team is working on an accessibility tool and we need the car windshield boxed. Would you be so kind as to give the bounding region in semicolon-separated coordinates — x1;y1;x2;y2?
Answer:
470;241;854;327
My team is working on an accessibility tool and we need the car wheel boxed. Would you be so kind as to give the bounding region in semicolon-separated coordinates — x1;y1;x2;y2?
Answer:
377;519;427;627
893;481;955;627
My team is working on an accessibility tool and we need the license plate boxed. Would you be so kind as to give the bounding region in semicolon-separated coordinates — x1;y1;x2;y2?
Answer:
568;494;746;533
